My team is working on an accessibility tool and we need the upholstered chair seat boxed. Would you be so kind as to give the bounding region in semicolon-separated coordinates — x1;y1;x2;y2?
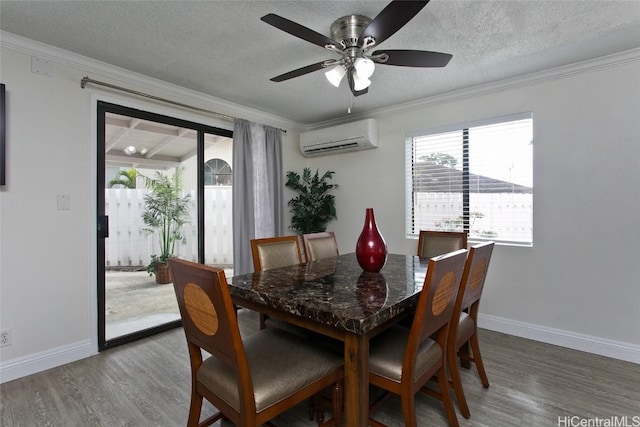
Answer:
250;235;304;330
367;249;468;427
168;257;344;427
455;312;475;348
256;241;301;270
447;242;495;419
198;328;342;413
417;230;468;258
369;325;442;383
262;316;313;339
303;232;339;262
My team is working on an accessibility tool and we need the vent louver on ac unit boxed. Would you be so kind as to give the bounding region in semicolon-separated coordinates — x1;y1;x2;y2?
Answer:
300;119;379;157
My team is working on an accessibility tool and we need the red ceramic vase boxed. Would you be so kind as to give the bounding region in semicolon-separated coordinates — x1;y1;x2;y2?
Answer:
355;208;388;272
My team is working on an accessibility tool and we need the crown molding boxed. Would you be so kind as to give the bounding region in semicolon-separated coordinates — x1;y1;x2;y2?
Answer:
371;47;640;119
3;31;638;132
312;47;640;129
0;31;303;132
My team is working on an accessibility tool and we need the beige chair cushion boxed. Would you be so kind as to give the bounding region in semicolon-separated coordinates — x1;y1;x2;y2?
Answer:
197;328;342;413
258;241;299;270
308;237;338;261
369;325;442;383
421;236;465;259
456;312;476;348
263;317;311;339
264;318;344;354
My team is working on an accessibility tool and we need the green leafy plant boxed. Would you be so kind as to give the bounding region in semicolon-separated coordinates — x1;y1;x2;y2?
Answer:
285;168;337;234
146;254;172;276
141;167;191;276
108;168;137;188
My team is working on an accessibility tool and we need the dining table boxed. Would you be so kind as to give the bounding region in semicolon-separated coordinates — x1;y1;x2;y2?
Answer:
228;252;429;427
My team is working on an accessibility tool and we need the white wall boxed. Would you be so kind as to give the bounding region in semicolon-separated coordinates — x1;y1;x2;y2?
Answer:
308;53;640;362
0;47;95;372
0;36;302;382
1;33;638;384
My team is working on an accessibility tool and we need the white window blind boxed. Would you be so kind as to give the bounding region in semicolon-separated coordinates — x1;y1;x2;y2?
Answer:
405;113;533;246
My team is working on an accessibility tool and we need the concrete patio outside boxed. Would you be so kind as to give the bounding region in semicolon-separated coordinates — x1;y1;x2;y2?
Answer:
105;267;233;339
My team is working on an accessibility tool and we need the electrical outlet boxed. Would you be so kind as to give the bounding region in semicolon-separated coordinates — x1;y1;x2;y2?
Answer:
0;329;11;347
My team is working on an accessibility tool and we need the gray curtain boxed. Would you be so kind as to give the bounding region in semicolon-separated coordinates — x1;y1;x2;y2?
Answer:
232;119;283;275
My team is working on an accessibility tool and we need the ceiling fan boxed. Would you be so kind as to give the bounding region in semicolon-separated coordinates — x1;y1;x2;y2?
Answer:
261;0;452;97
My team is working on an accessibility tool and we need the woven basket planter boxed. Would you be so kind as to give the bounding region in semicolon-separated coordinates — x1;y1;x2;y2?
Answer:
155;263;172;284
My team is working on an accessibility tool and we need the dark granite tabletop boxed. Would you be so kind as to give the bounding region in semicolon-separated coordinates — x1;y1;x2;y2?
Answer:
228;252;429;335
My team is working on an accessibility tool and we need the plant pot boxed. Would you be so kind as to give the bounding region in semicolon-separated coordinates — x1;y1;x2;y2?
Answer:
155;263;172;284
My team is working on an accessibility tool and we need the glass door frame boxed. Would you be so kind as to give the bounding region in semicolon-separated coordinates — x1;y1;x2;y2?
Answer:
97;101;232;351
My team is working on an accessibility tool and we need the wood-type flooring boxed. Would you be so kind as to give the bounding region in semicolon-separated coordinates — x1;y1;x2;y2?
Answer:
1;309;638;426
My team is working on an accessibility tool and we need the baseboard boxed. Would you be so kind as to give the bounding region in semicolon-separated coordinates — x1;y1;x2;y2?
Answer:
478;313;640;364
0;340;94;384
1;315;637;384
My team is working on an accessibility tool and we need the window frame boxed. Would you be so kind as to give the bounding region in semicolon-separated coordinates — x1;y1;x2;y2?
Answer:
405;112;533;247
204;158;232;186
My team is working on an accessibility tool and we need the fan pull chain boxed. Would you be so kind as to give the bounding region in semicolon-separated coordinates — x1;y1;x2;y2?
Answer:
348;93;355;114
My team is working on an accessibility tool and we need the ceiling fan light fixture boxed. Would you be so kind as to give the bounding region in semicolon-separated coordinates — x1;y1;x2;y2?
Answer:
354;57;375;79
352;72;371;91
262;3;452;98
325;65;346;87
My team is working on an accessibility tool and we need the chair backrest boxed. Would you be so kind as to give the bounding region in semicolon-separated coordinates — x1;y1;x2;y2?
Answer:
405;249;468;374
168;258;255;411
302;231;339;262
457;242;495;314
250;235;302;272
417;230;468;258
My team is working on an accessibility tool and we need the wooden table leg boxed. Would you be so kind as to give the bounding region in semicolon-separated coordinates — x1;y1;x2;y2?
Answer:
344;332;369;427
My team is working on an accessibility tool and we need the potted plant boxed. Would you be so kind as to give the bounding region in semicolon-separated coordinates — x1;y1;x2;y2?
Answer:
141;167;191;284
285;167;337;234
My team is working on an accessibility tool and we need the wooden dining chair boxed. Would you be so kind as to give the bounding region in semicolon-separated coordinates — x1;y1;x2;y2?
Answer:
250;235;303;272
367;249;468;427
168;257;343;427
447;241;495;419
417;230;468;258
250;235;303;330
302;231;339;262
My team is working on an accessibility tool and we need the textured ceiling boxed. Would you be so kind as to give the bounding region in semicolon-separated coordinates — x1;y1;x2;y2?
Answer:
1;0;639;125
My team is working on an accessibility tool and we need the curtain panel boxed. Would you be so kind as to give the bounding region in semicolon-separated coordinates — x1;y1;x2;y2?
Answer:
232;119;283;275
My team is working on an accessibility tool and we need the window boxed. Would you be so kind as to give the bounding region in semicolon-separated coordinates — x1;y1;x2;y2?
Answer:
204;158;232;186
405;112;533;246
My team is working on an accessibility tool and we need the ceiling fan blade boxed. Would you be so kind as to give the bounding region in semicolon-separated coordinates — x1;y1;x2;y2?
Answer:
261;13;340;49
372;49;452;67
347;70;369;97
358;0;430;47
270;62;327;82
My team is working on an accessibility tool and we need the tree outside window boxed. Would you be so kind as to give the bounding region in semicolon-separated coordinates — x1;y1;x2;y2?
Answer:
406;113;533;246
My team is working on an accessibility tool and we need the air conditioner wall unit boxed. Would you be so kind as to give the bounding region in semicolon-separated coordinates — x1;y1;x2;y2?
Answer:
299;118;379;157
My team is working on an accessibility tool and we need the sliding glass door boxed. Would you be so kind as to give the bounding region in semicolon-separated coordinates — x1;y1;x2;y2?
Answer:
97;102;233;350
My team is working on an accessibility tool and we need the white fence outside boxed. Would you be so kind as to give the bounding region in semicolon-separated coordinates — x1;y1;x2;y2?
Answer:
106;189;532;268
413;192;533;243
105;187;233;269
